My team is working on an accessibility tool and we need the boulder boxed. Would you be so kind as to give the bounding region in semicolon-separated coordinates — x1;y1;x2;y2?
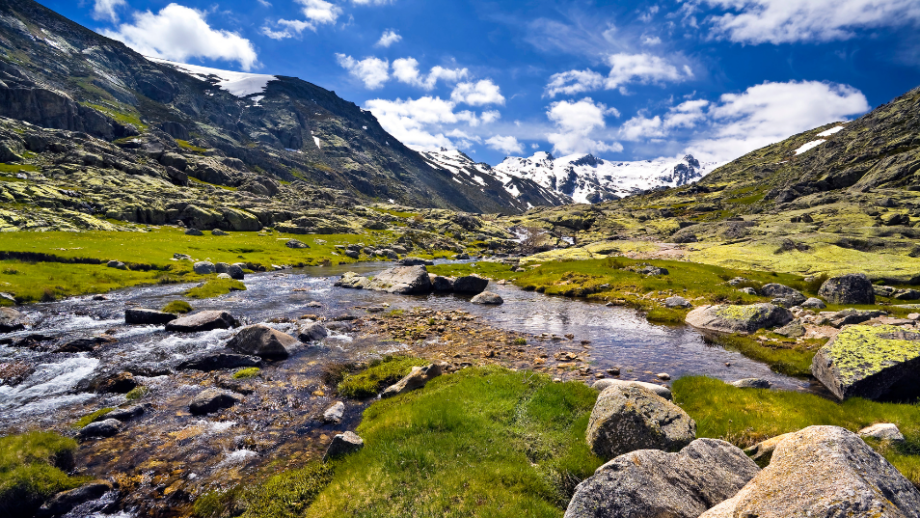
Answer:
94;372;137;393
323;431;364;462
452;275;489;294
664;296;691;308
107;260;127;270
812;324;920;400
818;273;875;304
215;262;244;279
592;379;672;400
859;423;905;442
37;480;113;518
323;401;345;424
165;311;237;332
298;322;328;342
78;419;122;440
335;272;370;289
159;152;187;171
185;228;204;236
193;261;216;275
368;265;432;294
730;378;772;389
286;239;309;249
564;439;759;518
381;363;444;398
430;275;455;292
226;324;299;360
685;303;792;334
0;307;24;333
398;257;433;266
189;389;239;415
801;297;827;309
344;250;360;259
760;283;806;305
106;405;147;422
700;426;920;518
471;291;503;305
586;385;696;460
125;308;177;325
177;353;261;371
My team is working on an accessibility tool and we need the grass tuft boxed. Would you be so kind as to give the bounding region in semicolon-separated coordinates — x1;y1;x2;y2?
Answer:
125;386;149;401
702;332;821;378
0;432;86;518
646;307;686;325
233;367;261;380
184;278;247;299
72;407;114;429
162;300;193;314
337;356;429;399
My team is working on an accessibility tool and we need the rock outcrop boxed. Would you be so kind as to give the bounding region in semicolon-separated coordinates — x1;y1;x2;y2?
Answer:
685;303;792;334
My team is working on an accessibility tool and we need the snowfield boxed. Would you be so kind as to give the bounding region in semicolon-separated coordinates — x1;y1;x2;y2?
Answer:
146;57;277;98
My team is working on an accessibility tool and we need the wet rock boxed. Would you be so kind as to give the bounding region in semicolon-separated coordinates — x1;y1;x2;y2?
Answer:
0;307;24;333
323;431;364;462
344;250;359;259
700;426;920;518
657;372;671;380
818;273;875;304
760;283;806;305
335;272;370;289
664;296;691;308
430;275;455;292
106;260;127;270
189;389;239;415
801;297;826;309
859;423;905;442
398;257;433;266
452;275;490;294
106;404;147;422
471;291;503;305
226;324;298;360
564;439;759;518
55;336;114;353
285;239;309;249
37;480;114;518
193;261;216;275
125;308;177;325
812;324;920;400
185;228;204;236
730;378;772;389
216;273;232;280
368;265;432;294
79;419;122;440
298;322;328;342
587;385;696;460
95;372;137;394
592;379;672;400
381;363;444;398
165;311;237;332
774;322;805;338
178;353;261;371
323;401;345;424
685;303;792;334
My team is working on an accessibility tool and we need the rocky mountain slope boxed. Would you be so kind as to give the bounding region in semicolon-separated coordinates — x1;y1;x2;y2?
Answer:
0;0;531;215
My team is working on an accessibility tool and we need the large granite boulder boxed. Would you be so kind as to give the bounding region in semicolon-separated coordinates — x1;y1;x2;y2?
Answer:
381;363;444;398
193;261;216;275
818;273;875;304
592;378;672;400
452;275;489;294
125;308;176;325
587;385;696;460
165;311;237;332
700;426;920;518
760;283;806;305
812;324;920;400
565;439;759;518
227;324;299;360
335;272;371;289
685;303;792;334
368;265;432;294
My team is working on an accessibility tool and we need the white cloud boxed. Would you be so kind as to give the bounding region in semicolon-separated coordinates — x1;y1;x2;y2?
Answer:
262;19;315;40
698;0;920;44
92;0;127;22
257;0;272;6
103;3;258;71
642;35;662;45
481;110;501;124
365;96;503;150
486;135;524;154
392;58;468;89
546;53;691;97
336;54;390;89
376;29;402;47
353;0;394;4
664;99;710;128
619;115;665;141
531;143;540;149
446;129;482;148
545;98;623;155
451;80;505;106
298;0;341;24
262;0;340;38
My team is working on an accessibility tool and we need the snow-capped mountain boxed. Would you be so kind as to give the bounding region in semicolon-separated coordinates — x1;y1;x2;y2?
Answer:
492;152;719;204
419;149;573;210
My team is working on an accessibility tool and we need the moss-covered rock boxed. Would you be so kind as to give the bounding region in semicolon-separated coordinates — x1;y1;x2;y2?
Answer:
685;303;793;334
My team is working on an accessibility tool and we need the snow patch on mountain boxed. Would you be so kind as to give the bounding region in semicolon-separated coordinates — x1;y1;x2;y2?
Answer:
147;57;276;98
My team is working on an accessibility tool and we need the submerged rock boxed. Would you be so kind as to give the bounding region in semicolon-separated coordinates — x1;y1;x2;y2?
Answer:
592;378;672;400
565;439;759;518
189;389;239;415
381;363;444;398
79;419;122;440
165;311;237;332
471;291;503;305
125;308;177;325
226;324;298;360
298;322;328;342
368;265;432;294
37;480;114;518
818;273;875;304
685;303;792;334
335;272;370;289
587;385;696;460
323;431;364;462
700;426;920;518
178;353;262;371
812;324;920;400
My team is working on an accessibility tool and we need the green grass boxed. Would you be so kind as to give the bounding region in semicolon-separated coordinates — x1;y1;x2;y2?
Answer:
674;376;920;487
72;407;115;429
646;307;687;325
702;333;822;378
337;356;429;399
125;386;149;401
162;300;193;313
184;278;247;298
0;164;38;173
177;140;209;154
233;367;261;380
194;462;333;518
189;176;238;191
427;261;520;281
0;432;87;518
371;207;419;219
306;366;603;517
82;102;147;131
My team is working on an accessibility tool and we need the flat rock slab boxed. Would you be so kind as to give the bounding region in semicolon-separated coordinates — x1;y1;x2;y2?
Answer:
368;265;432;294
177;353;261;371
165;311;237;332
226;324;298;360
125;308;177;325
565;439;759;518
812;324;920;400
701;426;920;518
686;303;792;334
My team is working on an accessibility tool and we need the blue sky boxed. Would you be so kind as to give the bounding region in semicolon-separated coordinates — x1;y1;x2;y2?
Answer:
41;0;920;165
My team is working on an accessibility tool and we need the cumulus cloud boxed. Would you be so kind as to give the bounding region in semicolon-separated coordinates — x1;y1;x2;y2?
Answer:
545;98;623;155
546;53;691;97
376;29;402;47
353;0;394;4
697;0;920;44
92;0;127;22
103;3;258;70
486;135;524;154
263;0;340;38
336;54;390;89
481;110;501;124
619;99;711;141
298;0;341;24
262;19;314;40
451;80;505;106
392;58;468;89
365;96;503;150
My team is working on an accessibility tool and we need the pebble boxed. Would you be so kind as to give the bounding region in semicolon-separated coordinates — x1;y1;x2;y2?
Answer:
656;372;671;380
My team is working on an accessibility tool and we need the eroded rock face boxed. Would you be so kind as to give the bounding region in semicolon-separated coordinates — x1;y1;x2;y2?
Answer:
165;311;237;332
812;324;920;400
226;324;299;360
685;303;792;334
368;265;432;294
700;426;920;518
586;385;696;460
381;363;444;398
819;273;875;304
565;439;759;518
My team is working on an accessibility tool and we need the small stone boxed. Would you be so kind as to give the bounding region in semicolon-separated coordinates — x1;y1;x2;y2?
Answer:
858;423;905;442
381;363;444;398
78;419;122;440
185;228;204;236
656;372;670;380
664;296;691;308
165;311;237;332
286;239;309;249
323;431;364;462
471;291;503;305
731;378;772;389
189;389;239;415
323;401;345;424
106;260;127;270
